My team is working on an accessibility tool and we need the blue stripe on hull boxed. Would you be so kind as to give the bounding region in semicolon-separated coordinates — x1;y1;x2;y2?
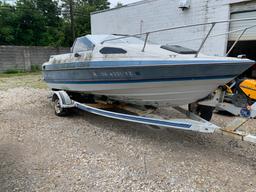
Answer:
45;75;235;84
43;59;255;70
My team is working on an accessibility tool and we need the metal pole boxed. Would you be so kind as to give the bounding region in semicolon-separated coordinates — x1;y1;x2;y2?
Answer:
140;20;144;34
69;0;75;41
142;33;149;52
195;23;216;58
226;28;248;56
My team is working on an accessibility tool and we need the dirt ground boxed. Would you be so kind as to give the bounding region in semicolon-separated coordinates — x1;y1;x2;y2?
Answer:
0;73;256;192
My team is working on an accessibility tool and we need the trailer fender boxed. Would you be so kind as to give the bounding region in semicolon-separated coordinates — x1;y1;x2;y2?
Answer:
52;91;75;108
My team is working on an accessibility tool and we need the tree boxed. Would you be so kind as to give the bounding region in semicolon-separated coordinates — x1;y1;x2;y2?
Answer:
88;0;110;10
0;0;110;46
0;2;17;45
14;0;64;46
61;0;110;45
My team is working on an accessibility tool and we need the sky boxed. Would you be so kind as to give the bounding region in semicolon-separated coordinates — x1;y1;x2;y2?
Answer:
109;0;139;8
3;0;16;4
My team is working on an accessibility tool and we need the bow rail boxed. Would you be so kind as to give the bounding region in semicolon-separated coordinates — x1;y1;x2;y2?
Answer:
100;17;256;57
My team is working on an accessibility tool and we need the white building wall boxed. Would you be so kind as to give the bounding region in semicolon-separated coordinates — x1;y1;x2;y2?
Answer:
91;0;242;56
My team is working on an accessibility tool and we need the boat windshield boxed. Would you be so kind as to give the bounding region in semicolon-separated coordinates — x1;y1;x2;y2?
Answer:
71;37;95;53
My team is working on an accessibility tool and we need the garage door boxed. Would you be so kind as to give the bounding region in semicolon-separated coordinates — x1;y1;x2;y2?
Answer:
229;2;256;41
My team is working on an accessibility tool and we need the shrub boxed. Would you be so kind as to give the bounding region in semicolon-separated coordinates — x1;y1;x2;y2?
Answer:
31;65;41;72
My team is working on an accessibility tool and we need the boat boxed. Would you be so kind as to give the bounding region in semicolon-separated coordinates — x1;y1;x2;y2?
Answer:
42;34;255;107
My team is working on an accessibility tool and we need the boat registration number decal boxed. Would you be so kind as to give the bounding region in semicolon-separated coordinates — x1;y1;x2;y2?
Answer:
92;71;139;79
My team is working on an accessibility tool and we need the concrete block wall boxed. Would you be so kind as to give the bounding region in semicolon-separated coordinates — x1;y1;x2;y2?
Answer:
91;0;232;56
0;46;69;72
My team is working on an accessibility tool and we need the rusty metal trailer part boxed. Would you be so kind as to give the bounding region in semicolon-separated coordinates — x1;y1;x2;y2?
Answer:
199;88;256;118
51;91;256;144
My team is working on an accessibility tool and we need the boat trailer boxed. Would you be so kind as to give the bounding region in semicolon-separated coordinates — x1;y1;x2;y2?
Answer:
51;91;256;144
198;88;256;119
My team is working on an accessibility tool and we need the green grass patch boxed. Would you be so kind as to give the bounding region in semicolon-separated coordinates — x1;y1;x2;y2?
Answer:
3;69;24;74
0;71;41;78
1;64;41;77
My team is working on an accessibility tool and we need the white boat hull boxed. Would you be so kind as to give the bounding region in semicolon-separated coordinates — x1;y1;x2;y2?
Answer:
42;34;255;107
47;78;230;107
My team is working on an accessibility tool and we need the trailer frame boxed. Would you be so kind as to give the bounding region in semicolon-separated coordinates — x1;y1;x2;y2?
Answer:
51;90;256;144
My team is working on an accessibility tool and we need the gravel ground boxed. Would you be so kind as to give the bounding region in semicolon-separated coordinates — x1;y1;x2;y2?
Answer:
0;74;256;192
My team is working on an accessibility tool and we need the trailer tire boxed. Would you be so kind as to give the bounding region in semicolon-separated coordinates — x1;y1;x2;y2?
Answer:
53;97;69;117
189;104;214;121
197;105;214;121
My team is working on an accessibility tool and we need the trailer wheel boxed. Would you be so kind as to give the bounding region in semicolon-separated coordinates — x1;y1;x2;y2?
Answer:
197;105;214;121
189;104;214;121
54;97;69;117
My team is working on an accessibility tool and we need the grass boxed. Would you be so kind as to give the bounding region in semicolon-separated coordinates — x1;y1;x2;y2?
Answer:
0;71;41;78
0;64;41;77
0;71;47;90
3;69;23;74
